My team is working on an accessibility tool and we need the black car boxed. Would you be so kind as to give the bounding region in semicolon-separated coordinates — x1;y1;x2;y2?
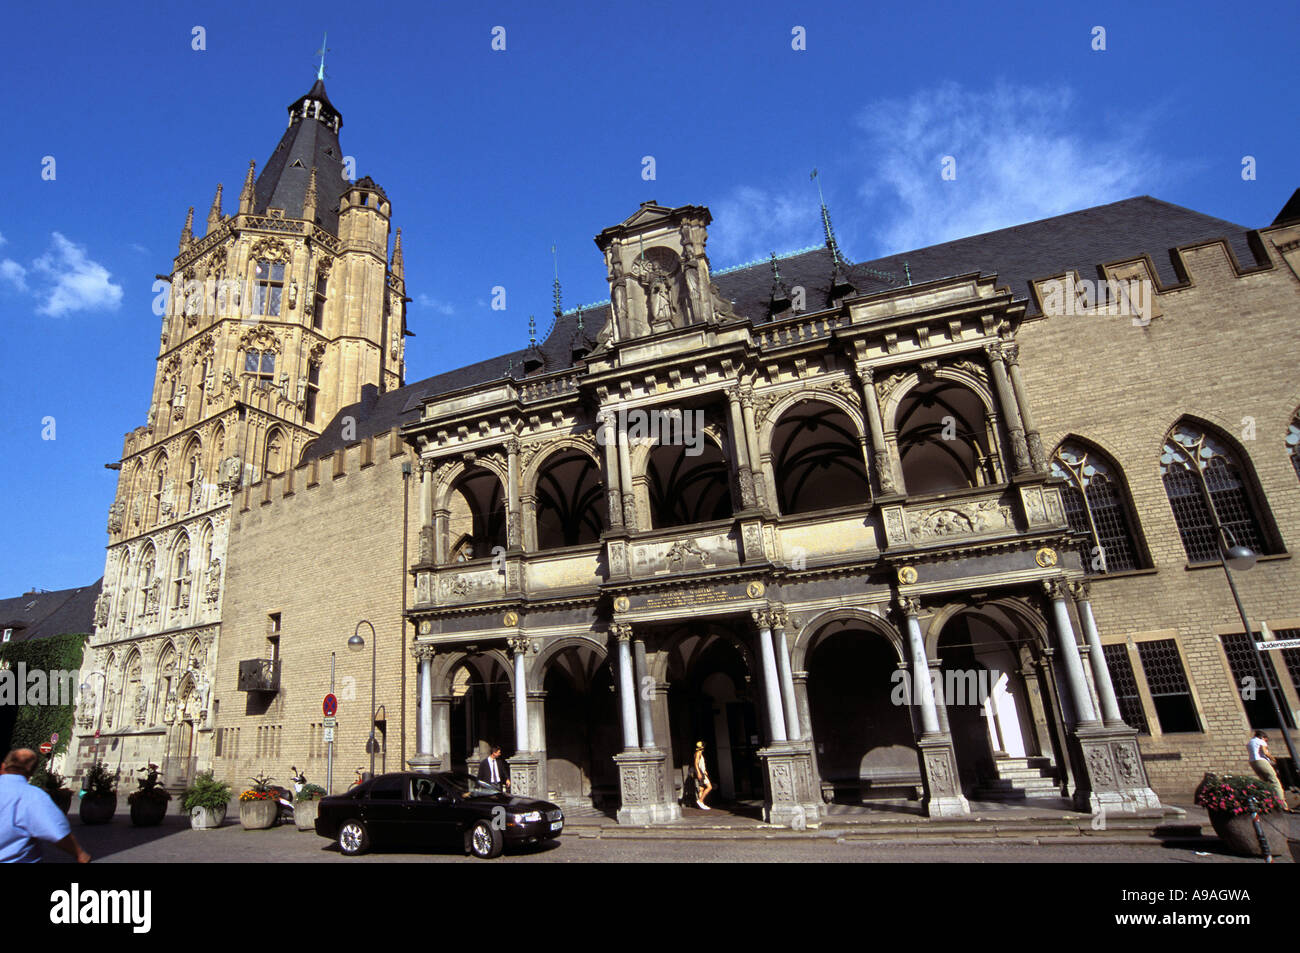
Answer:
314;771;564;858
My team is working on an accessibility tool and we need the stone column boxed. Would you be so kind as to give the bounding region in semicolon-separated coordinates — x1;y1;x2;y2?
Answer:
599;410;623;528
430;694;451;766
899;598;940;735
418;459;435;563
505;438;522;549
728;387;757;509
632;637;655;747
509;636;530;750
408;642;441;772
929;657;951;734
616;418;637;530
752;610;788;743
985;343;1031;475
771;606;801;741
1002;343;1046;472
433;509;449;565
1072;581;1124;727
738;388;768;511
858;365;896;494
1044;579;1098;726
613;624;639;750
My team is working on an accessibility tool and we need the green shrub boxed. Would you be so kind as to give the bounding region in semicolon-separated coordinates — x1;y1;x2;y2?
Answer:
181;772;232;813
81;761;116;798
295;783;327;802
0;632;89;761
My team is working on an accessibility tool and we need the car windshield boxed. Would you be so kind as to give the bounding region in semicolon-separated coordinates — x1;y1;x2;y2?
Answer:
441;772;504;798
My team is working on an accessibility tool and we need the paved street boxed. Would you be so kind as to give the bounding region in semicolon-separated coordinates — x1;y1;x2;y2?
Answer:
41;811;1289;863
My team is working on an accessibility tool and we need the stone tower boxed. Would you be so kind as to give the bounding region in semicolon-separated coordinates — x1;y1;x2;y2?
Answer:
75;79;406;784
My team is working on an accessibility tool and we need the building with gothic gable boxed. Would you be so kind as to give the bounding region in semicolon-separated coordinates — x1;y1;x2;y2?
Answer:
74;80;1300;825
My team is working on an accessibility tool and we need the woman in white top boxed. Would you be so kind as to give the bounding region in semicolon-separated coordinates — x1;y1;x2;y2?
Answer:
693;741;713;810
1248;731;1291;811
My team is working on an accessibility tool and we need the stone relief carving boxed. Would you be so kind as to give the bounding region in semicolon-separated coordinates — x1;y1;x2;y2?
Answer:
908;500;1013;538
204;558;222;605
665;538;712;571
107;501;125;534
1085;745;1116;788
1113;743;1142;785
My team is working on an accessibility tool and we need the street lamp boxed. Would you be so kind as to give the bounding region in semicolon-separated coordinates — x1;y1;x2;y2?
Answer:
1184;461;1300;782
348;620;378;781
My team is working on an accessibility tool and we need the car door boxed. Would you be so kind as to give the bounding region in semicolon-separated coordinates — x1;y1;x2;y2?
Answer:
362;774;406;845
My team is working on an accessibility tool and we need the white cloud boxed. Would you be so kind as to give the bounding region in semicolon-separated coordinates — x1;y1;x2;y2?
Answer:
707;184;825;268
0;231;7;247
129;242;149;255
0;259;27;292
855;81;1161;255
28;232;123;317
416;293;455;316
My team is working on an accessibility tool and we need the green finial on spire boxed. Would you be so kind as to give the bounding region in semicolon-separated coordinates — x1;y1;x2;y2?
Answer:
811;168;850;269
528;314;537;348
315;33;330;81
551;243;562;318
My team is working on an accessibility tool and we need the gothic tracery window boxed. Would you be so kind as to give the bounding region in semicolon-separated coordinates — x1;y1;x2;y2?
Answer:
1050;441;1144;574
252;259;285;316
1160;422;1273;564
245;348;276;388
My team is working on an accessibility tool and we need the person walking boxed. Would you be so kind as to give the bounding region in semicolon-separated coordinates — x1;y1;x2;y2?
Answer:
1248;730;1292;811
478;744;511;793
693;741;713;810
0;749;91;863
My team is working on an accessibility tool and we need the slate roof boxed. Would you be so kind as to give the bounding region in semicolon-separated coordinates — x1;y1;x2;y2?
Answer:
255;79;347;234
301;195;1260;464
0;579;101;643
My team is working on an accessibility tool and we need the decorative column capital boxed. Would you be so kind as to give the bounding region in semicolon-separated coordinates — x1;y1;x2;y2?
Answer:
418;457;436;476
983;342;1006;364
1069;579;1091;602
1000;342;1021;366
750;608;773;629
769;604;789;630
857;363;874;384
737;386;755;409
507;634;530;656
1042;577;1069;601
410;641;437;661
504;437;521;457
896;595;923;618
610;622;634;643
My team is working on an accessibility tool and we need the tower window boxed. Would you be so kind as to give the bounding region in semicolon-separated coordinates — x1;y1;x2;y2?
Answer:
305;362;321;424
313;272;327;330
245;349;276;387
253;260;285;316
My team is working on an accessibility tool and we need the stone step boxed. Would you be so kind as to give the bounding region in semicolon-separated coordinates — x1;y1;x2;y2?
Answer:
994;756;1055;771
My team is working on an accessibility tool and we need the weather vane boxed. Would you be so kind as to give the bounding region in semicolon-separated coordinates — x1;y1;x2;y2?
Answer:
315;33;331;81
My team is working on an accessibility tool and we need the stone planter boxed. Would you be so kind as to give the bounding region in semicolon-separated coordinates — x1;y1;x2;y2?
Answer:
239;798;279;830
294;799;320;831
189;804;227;829
1208;809;1290;858
79;793;117;825
130;795;169;827
50;789;74;814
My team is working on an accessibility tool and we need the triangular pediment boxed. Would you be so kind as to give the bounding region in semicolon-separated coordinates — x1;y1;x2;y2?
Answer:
618;202;677;229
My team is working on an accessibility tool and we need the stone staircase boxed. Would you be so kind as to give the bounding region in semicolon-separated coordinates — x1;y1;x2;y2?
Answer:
972;755;1062;801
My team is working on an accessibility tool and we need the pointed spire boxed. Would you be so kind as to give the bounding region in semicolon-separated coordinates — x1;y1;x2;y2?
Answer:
528;314;537;348
390;227;404;279
812;169;856;300
302;166;318;223
551;243;562;319
768;251;792;314
179;207;194;251
239;160;256;215
206;184;224;233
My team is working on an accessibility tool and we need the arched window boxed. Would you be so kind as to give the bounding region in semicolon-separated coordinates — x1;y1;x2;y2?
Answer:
1287;414;1300;483
647;437;731;529
896;381;998;494
244;348;276;388
1160;422;1273;563
534;449;606;549
447;466;507;559
263;428;286;479
171;536;190;610
770;401;870;515
148;454;168;526
252;260;285;316
1050;441;1144;574
182;439;203;513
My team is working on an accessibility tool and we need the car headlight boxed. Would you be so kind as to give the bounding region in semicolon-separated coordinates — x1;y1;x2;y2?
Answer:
510;811;542;824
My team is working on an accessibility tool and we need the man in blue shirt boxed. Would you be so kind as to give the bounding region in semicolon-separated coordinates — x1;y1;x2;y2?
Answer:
0;748;91;863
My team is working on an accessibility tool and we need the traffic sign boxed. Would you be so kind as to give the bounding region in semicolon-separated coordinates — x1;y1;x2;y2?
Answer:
323;693;338;717
39;742;53;754
50;732;58;743
323;717;337;728
1257;638;1300;652
93;729;100;738
323;727;335;743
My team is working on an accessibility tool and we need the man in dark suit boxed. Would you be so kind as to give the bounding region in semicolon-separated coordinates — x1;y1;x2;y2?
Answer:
478;744;511;792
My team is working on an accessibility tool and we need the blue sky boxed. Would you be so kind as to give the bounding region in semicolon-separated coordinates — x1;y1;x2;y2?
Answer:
0;0;1295;596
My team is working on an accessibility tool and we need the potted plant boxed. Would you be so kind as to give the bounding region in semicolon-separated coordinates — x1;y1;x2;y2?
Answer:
35;768;74;814
181;772;232;830
127;763;171;827
293;783;327;831
238;773;280;830
78;761;117;825
1194;771;1289;857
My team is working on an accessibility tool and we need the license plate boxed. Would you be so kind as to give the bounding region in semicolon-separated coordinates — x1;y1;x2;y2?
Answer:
549;821;562;831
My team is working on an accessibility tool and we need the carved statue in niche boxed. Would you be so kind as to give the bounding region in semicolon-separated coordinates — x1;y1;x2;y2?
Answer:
107;501;124;534
288;280;298;310
205;558;222;604
144;578;162;615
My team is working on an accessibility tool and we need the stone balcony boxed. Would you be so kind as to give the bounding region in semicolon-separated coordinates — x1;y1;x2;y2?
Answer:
878;481;1068;551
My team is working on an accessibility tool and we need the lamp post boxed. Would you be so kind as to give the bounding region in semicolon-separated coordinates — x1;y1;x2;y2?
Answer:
348;620;378;781
1184;460;1300;779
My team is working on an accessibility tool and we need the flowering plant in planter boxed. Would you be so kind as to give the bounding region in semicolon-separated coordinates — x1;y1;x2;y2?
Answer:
1193;772;1284;816
239;772;278;802
127;764;172;805
294;783;327;803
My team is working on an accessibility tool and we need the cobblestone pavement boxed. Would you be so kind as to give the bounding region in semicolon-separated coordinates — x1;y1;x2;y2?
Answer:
41;812;1289;863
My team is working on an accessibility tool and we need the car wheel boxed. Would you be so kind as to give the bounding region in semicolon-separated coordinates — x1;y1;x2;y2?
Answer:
338;819;370;856
469;820;503;859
